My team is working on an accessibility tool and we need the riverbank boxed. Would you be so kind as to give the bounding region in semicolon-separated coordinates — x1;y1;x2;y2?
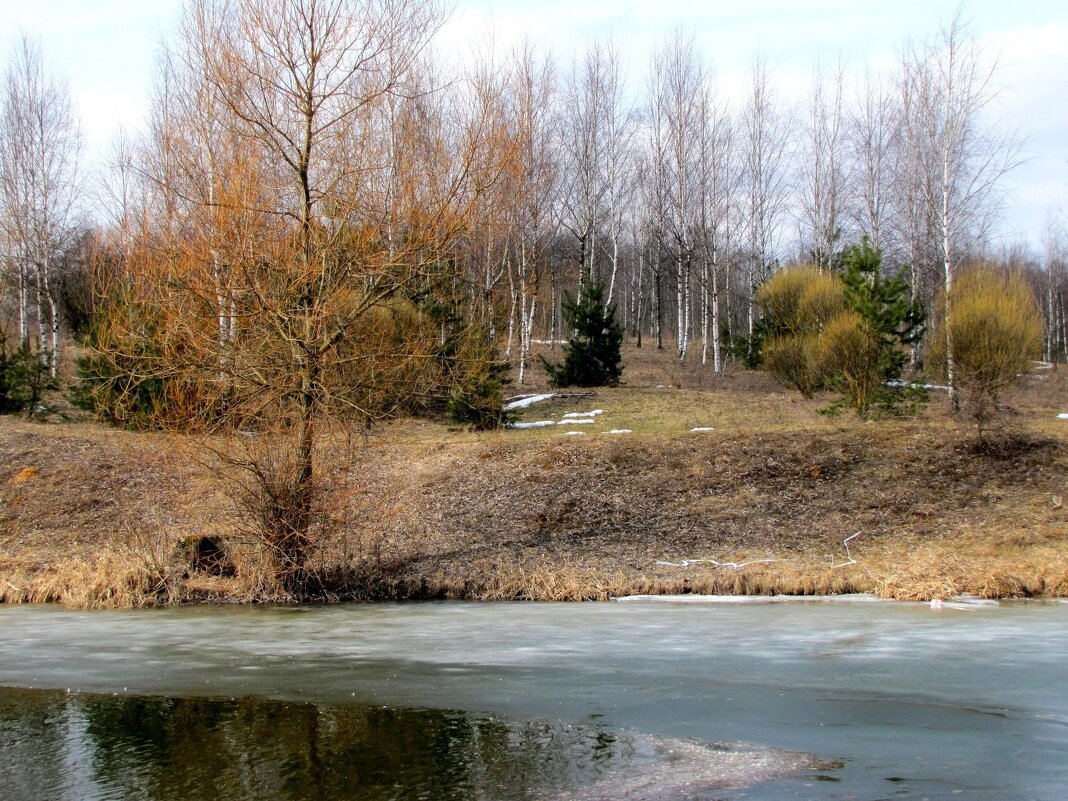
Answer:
2;355;1067;607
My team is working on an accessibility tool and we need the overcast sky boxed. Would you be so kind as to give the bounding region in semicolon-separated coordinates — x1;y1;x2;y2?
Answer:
2;0;1065;250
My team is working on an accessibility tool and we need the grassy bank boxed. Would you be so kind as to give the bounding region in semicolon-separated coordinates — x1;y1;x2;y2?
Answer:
2;347;1067;607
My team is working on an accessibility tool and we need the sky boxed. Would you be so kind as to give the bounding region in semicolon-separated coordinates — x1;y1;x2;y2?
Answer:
1;0;1065;250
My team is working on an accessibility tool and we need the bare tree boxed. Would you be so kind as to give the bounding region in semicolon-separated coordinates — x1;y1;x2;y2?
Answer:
741;56;790;345
849;69;898;257
560;43;606;294
1042;212;1067;364
97;0;517;590
649;32;702;362
799;56;849;271
694;71;732;373
0;36;83;375
598;42;638;307
505;43;558;385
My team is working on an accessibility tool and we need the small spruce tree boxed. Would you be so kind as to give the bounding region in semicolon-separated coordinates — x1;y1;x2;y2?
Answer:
828;237;926;414
0;335;51;416
541;280;623;387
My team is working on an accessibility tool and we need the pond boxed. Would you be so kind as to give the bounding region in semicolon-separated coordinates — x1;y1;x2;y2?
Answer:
1;598;1066;800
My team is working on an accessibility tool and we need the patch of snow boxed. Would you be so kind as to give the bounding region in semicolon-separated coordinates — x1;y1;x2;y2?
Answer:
509;420;555;429
690;427;715;432
562;409;604;418
605;429;632;434
887;380;950;391
1034;361;1054;369
562;431;586;436
531;339;567;345
926;597;999;612
558;419;595;425
1057;413;1068;420
503;393;555;410
656;384;666;389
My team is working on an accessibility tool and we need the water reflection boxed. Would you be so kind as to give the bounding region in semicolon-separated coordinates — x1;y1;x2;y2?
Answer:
0;688;811;801
0;689;648;801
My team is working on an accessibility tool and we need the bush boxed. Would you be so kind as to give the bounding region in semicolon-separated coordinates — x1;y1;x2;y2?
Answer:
72;302;172;430
755;266;847;340
929;267;1043;438
444;332;511;430
754;266;847;391
756;241;925;416
763;333;823;398
814;311;885;414
542;279;623;388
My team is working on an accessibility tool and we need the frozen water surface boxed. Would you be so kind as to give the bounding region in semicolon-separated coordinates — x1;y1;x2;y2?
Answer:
1;600;1066;800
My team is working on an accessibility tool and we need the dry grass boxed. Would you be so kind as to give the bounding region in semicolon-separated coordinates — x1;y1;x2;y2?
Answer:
2;345;1067;606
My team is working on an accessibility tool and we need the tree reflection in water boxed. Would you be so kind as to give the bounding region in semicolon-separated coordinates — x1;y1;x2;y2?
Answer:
1;688;637;801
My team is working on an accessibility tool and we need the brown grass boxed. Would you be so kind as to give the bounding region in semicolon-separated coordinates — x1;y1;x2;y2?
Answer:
2;344;1067;606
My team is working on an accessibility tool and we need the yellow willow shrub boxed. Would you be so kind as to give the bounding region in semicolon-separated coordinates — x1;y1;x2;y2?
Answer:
929;267;1043;437
756;266;846;337
815;311;885;414
797;272;849;331
763;334;823;398
757;267;847;397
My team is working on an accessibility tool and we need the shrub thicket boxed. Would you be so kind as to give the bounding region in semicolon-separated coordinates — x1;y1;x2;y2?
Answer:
814;310;885;413
757;239;924;415
757;266;847;338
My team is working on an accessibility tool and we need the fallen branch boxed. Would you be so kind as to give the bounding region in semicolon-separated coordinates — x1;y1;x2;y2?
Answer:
830;532;862;569
655;557;782;570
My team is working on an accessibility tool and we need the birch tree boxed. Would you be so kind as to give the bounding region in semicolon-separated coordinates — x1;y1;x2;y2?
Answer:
902;14;1020;406
598;42;637;307
0;36;83;375
506;44;557;385
560;44;606;292
849;69;898;258
741;56;790;345
694;72;732;373
649;33;702;362
799;57;849;271
1042;213;1067;364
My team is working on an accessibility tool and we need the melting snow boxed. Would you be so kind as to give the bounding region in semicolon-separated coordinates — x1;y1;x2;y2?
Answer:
553;735;811;800
510;420;555;429
691;427;715;432
605;429;632;435
1058;413;1068;420
563;431;586;436
558;419;594;425
562;409;604;418
503;393;556;410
